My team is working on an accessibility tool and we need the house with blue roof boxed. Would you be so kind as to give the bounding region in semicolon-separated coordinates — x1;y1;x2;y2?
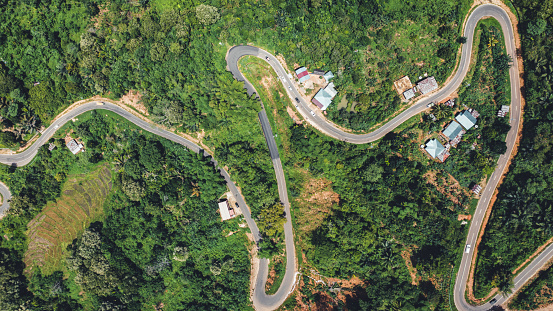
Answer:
424;138;449;162
442;121;465;141
455;110;477;130
323;71;334;82
312;82;337;110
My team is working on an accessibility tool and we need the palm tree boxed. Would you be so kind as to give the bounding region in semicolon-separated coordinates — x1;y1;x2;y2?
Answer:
19;114;39;134
431;104;449;120
190;182;201;197
111;153;130;172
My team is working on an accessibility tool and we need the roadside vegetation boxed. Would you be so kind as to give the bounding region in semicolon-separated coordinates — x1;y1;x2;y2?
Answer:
0;112;251;310
0;0;552;309
471;0;553;300
510;262;553;310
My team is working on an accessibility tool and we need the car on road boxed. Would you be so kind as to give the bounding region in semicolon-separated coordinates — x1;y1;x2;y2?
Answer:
97;102;105;105
465;244;471;253
288;86;292;90
489;298;497;304
310;110;315;117
426;102;435;108
295;98;300;103
265;56;270;61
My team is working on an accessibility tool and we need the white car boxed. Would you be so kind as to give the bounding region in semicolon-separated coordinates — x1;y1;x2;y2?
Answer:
288;86;292;91
465;244;471;253
426;102;435;108
310;111;315;117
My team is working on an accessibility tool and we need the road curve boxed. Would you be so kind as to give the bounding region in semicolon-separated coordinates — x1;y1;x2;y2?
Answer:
0;181;11;218
0;4;540;310
0;102;264;280
227;4;538;311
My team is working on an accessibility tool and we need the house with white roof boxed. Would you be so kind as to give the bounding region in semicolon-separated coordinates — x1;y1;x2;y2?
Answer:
218;200;235;221
66;139;83;155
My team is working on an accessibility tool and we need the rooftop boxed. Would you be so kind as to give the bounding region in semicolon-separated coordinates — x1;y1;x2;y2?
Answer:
323;71;334;82
295;67;310;83
455;110;477;130
66;139;83;155
218;201;232;221
312;82;338;110
403;88;416;100
417;76;438;94
425;138;445;159
442;121;464;140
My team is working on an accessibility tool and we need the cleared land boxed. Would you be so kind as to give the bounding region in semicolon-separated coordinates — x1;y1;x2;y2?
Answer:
24;164;112;275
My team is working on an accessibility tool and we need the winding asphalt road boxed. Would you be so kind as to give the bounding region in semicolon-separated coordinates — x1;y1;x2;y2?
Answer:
0;3;544;311
227;3;547;311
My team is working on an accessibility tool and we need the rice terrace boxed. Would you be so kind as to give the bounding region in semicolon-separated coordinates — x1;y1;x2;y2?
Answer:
24;164;112;275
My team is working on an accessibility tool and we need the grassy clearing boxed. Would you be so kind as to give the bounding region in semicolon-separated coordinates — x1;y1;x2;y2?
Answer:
24;164;112;275
266;254;287;295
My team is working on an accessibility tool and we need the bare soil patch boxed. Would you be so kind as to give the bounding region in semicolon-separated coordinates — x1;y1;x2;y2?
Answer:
119;90;148;115
294;170;339;234
423;170;472;208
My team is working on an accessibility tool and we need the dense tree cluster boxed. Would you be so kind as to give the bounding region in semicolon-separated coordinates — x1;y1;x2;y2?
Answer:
0;112;251;310
473;0;553;299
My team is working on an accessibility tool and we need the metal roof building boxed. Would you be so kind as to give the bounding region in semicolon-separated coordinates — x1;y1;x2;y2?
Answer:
312;82;337;110
442;121;464;140
417;76;438;94
456;110;477;130
66;139;83;155
403;88;416;100
295;67;310;83
218;201;232;221
424;138;449;162
323;71;334;82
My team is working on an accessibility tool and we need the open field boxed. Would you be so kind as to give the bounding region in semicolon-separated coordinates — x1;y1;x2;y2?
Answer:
24;164;112;275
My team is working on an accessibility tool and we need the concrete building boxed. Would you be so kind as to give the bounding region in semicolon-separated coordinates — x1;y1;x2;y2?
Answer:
66;139;83;155
417;76;438;94
312;82;338;110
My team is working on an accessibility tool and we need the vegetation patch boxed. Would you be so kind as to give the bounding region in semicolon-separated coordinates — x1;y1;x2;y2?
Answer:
509;261;553;310
24;164;112;275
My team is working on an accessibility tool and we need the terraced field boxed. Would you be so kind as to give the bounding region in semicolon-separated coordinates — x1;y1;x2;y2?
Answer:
24;164;113;275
